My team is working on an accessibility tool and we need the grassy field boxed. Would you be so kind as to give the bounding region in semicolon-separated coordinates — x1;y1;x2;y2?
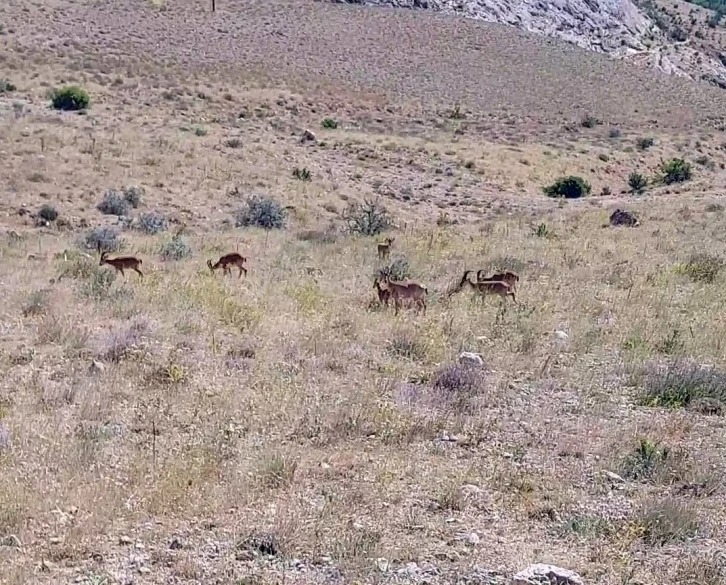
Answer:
1;1;726;584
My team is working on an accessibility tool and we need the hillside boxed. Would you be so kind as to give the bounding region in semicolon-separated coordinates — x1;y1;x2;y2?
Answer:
1;0;726;584
330;0;726;87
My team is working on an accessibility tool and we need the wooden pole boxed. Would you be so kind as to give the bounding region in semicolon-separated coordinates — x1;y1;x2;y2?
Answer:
212;0;215;11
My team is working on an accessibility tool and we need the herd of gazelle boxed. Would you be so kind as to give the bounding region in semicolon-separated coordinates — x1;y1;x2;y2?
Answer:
95;237;519;314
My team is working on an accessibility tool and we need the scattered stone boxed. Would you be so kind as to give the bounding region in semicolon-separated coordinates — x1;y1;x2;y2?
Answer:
169;537;183;550
609;208;640;227
0;534;21;547
553;330;569;341
467;531;480;546
460;566;507;584
49;537;62;545
118;535;133;545
603;470;625;483
138;566;151;574
458;351;484;366
238;531;278;556
376;558;390;573
89;359;106;374
512;563;584;585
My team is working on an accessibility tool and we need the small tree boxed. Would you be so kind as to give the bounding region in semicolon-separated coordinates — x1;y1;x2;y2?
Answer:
235;195;287;230
543;176;591;199
344;199;391;236
51;85;90;111
97;189;130;216
660;158;692;184
628;171;648;193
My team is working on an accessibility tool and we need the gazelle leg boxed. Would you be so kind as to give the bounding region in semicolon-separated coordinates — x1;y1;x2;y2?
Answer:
134;267;144;277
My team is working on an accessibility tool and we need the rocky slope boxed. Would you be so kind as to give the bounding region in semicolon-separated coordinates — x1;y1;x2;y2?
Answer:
329;0;726;86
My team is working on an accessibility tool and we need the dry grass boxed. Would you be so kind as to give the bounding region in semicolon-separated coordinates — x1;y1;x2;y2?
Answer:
1;0;726;584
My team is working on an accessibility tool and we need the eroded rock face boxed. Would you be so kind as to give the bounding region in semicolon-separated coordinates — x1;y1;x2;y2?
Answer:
327;0;726;87
511;563;584;585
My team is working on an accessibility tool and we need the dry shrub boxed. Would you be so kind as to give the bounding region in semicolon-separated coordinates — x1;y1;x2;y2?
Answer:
640;360;726;411
256;453;297;489
635;498;701;545
99;319;149;362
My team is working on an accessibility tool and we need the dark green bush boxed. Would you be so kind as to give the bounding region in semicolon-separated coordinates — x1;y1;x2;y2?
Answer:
38;204;58;222
97;189;130;216
51;85;90;111
660;158;693;184
344;199;391;236
684;252;723;283
628;171;648;193
0;78;17;93
639;360;726;411
375;255;410;282
321;118;338;129
637;137;654;150
543;176;591;199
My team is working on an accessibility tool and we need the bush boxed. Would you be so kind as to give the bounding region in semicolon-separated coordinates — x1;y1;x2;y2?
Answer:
234;195;287;230
637;137;654;150
543;176;591;199
137;212;167;234
375;255;410;282
386;330;425;360
97;189;130;216
123;186;143;208
660;158;693;184
620;438;671;481
639;360;726;410
608;127;621;138
292;167;312;181
628;171;648;193
344;198;391;236
82;226;122;252
321;118;338;129
635;498;700;545
51;85;90;111
683;252;723;283
581;114;602;128
0;78;17;93
38;204;58;222
22;289;50;317
159;234;192;261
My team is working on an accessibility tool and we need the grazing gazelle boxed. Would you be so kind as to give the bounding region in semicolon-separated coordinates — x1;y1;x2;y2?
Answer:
381;277;428;316
207;252;247;278
377;237;395;260
98;244;143;277
373;277;392;307
452;271;516;303
476;269;520;290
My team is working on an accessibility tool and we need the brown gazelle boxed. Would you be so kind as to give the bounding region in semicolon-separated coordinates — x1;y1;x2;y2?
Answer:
452;271;516;303
373;277;392;307
476;269;520;290
381;277;428;316
377;237;395;260
207;253;247;278
99;251;144;277
98;245;143;277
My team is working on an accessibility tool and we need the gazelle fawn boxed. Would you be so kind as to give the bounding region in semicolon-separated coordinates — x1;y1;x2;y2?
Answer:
476;269;520;290
373;277;392;307
380;277;428;315
377;237;395;260
452;271;516;303
207;253;247;278
98;245;143;277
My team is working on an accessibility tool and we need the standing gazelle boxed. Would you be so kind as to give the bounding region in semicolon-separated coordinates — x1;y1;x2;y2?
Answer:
476;269;520;290
207;253;248;278
380;277;428;316
98;244;144;277
451;271;516;303
377;237;395;260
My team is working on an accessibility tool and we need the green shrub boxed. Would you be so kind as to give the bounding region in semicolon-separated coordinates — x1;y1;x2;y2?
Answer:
543;176;591;199
581;114;602;128
292;167;312;181
137;212;167;234
660;158;692;184
38;204;58;222
321;118;338;129
235;195;287;230
635;498;700;545
637;137;654;150
628;171;648;193
0;78;17;93
620;438;670;481
344;198;391;236
375;255;410;282
123;186;143;208
51;85;90;111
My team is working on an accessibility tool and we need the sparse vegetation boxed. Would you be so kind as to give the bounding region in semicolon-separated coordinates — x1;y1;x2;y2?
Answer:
0;78;16;93
634;499;701;545
123;186;144;208
637;136;655;150
292;166;312;181
375;255;410;282
81;226;122;252
639;360;726;410
581;114;601;128
321;118;338;129
97;189;130;216
38;204;58;222
234;195;287;230
683;252;723;283
543;175;591;199
137;211;167;234
50;85;90;111
344;198;391;235
159;233;192;261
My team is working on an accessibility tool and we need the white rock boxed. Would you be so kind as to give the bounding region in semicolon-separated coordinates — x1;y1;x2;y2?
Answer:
512;563;584;585
554;330;569;340
467;532;480;545
603;470;625;483
458;351;484;366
